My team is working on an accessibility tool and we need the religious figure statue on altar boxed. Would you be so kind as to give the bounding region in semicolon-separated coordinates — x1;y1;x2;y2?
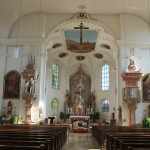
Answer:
65;90;70;102
78;105;83;116
90;91;95;103
75;79;85;104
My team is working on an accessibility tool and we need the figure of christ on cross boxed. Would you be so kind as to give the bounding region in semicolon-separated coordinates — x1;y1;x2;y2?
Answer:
74;22;89;45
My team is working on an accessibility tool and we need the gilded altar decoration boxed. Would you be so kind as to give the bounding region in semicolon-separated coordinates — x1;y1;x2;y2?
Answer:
142;73;150;102
3;70;21;99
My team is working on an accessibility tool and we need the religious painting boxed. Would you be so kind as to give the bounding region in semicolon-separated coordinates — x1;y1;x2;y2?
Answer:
64;29;98;53
142;73;150;102
3;70;21;99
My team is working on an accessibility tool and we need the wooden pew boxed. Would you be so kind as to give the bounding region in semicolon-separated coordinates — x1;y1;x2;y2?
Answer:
0;125;69;150
0;144;45;150
120;142;150;150
92;126;150;150
0;140;50;150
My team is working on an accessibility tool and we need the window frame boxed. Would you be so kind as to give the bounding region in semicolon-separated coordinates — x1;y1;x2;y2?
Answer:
101;99;109;112
52;63;59;89
101;64;109;91
51;98;57;111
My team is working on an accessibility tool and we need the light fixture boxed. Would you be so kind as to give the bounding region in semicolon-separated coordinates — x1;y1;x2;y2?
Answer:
37;0;42;54
14;0;21;59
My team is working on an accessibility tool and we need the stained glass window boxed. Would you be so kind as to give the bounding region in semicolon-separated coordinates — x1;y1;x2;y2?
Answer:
52;64;59;89
102;64;109;90
51;98;57;111
102;99;109;112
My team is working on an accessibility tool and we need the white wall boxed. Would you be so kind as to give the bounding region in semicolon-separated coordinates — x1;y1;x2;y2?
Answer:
0;13;150;125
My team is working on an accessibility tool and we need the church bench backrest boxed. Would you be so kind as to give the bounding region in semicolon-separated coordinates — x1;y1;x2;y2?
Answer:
0;136;54;150
0;140;49;150
0;144;45;150
114;139;150;150
120;142;150;150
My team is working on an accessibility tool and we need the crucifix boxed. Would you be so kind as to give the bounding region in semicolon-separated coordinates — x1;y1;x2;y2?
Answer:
74;22;89;45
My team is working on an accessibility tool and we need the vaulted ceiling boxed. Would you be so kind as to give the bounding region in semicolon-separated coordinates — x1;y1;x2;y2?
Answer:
0;0;150;38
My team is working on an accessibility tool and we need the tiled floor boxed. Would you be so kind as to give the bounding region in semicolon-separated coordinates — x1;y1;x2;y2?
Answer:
62;132;100;150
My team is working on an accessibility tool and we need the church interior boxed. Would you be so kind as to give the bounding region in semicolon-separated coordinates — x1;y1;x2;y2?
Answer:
1;0;150;149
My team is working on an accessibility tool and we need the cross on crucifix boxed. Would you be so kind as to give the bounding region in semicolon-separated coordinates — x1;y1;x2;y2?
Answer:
74;22;89;45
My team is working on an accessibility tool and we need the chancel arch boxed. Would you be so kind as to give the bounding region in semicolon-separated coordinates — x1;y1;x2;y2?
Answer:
44;12;118;123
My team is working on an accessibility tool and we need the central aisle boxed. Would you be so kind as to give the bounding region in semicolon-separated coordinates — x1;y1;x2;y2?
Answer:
62;132;99;150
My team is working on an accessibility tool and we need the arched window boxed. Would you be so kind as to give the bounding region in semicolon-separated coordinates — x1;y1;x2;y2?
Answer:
102;99;109;112
51;98;57;111
101;64;109;90
52;63;59;89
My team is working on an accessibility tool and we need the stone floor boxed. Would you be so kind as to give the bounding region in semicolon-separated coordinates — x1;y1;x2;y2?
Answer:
62;132;100;150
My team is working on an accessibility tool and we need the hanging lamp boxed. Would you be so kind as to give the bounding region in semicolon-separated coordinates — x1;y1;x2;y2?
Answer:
14;0;21;59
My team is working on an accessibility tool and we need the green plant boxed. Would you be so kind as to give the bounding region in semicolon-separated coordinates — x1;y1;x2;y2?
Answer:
66;113;71;119
93;112;100;120
60;112;64;120
89;114;93;119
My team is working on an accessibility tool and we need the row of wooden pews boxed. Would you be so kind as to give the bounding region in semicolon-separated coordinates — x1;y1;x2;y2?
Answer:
0;124;69;150
92;126;150;150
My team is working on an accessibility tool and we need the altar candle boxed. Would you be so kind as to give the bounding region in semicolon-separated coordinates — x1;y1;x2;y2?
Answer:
91;108;93;113
68;107;69;113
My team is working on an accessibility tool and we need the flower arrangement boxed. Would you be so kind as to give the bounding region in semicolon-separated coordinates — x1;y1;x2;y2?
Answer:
39;120;45;125
102;118;107;123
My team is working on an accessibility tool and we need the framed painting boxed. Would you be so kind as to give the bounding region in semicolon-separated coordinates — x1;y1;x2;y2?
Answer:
142;73;150;102
3;70;21;99
64;30;98;53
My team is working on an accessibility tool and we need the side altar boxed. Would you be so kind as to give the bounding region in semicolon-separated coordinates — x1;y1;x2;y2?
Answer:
70;116;90;133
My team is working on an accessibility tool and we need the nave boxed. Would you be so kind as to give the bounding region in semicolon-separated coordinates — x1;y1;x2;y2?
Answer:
62;132;99;150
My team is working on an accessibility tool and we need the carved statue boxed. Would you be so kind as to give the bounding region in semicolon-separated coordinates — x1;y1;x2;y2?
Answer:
39;107;43;119
28;55;35;64
30;78;36;93
128;56;139;72
118;106;122;121
7;101;13;119
90;92;95;103
65;90;70;102
24;82;29;93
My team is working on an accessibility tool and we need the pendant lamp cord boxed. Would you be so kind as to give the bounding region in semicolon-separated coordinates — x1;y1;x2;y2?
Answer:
148;0;150;56
16;0;21;48
37;0;42;53
123;0;126;55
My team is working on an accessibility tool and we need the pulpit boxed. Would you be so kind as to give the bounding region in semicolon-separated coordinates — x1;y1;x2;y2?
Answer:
70;116;90;133
121;56;142;126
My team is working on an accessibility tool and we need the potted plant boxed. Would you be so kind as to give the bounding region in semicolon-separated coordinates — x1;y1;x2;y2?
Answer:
93;112;100;123
66;113;71;119
60;112;64;120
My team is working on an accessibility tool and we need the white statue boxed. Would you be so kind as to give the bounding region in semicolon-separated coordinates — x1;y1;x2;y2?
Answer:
24;82;29;93
30;78;36;93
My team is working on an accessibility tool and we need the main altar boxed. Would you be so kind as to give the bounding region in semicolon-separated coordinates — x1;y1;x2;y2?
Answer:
64;65;96;116
64;66;96;132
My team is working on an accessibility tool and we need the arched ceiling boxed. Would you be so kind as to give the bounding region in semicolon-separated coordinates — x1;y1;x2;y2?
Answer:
47;18;117;74
0;0;150;38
